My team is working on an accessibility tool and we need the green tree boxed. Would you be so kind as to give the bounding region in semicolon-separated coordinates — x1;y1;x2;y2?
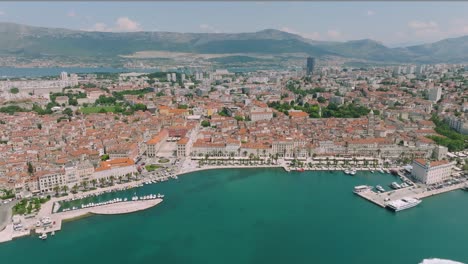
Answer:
27;162;34;174
9;87;19;94
201;120;211;127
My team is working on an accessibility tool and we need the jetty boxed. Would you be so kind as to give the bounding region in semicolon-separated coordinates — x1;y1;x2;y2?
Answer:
0;199;162;243
355;181;466;210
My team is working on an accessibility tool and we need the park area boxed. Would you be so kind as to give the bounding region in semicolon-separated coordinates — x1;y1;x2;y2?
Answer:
80;106;116;114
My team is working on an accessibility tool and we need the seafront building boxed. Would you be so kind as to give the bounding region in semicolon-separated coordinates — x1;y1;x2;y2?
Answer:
411;159;454;184
0;64;467;196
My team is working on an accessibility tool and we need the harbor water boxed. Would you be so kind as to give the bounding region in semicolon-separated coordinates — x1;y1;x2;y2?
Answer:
0;168;466;264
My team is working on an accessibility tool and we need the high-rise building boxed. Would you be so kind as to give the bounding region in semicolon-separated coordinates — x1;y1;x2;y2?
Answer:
60;72;68;81
428;87;442;102
306;57;316;76
171;73;177;82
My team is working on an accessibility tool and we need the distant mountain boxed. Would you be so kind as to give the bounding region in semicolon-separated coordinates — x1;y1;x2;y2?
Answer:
1;22;468;63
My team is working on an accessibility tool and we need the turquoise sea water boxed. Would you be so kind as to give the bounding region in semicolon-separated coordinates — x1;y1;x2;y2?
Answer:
0;169;466;264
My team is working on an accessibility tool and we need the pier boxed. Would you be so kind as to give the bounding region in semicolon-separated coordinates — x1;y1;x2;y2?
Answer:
355;182;466;210
0;199;162;243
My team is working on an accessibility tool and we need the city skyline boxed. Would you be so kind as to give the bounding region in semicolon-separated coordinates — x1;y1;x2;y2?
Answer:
1;2;468;46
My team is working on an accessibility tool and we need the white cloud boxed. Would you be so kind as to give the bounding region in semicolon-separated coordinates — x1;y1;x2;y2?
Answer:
279;26;321;40
85;17;142;32
115;17;141;32
408;20;439;31
327;30;342;39
449;18;468;36
408;20;440;38
199;24;221;33
366;10;375;16
88;23;110;32
67;11;76;17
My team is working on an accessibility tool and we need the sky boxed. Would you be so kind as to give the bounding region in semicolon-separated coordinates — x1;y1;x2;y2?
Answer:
1;2;468;47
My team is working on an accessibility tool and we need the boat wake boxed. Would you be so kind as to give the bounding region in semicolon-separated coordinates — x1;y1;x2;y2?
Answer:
420;258;465;264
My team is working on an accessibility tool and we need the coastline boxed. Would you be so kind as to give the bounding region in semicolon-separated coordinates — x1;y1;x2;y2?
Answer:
0;161;463;244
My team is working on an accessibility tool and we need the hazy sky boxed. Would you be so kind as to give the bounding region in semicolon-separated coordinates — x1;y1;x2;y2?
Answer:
1;2;468;46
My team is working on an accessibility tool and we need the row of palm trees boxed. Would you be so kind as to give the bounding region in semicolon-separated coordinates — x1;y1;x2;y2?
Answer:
52;173;137;196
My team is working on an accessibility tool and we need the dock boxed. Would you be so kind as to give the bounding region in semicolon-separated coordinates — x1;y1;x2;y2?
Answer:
0;199;163;243
355;182;466;210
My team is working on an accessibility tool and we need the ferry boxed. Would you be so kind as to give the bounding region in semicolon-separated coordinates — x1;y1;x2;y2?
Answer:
390;182;401;189
376;185;385;192
353;185;371;194
386;197;421;212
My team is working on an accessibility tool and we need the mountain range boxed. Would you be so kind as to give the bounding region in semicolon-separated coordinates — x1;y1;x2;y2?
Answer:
1;22;468;64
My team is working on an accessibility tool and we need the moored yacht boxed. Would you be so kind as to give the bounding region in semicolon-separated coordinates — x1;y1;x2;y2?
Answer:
390;182;401;189
39;233;47;240
353;185;371;194
386;197;421;212
376;185;385;192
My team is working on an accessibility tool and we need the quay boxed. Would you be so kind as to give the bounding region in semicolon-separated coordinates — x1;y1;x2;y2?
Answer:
0;199;162;243
355;180;467;210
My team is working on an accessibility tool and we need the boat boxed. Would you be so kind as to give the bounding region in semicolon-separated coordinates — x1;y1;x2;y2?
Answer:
390;182;401;189
376;185;385;192
350;169;357;175
371;170;375;173
51;231;55;236
296;168;305;172
379;168;385;174
353;185;371;194
157;193;165;199
39;233;47;240
386;197;421;212
344;170;350;175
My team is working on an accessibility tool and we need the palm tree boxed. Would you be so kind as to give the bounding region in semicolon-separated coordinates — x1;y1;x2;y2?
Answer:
81;181;88;190
99;178;106;187
61;185;68;194
110;176;115;185
91;179;97;188
53;186;60;196
118;176;123;183
72;184;79;193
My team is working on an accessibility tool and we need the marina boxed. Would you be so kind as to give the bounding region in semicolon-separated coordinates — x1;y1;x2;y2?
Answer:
353;169;468;211
1;168;467;264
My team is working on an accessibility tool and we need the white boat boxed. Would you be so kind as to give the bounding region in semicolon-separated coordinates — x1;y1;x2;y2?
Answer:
376;185;385;192
371;170;375;173
353;185;371;194
157;193;165;199
350;169;357;175
344;170;350;175
390;182;401;189
379;168;385;173
39;233;47;240
386;197;421;212
51;231;55;236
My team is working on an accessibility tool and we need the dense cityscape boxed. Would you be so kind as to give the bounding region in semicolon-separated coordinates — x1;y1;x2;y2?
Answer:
1;2;468;263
